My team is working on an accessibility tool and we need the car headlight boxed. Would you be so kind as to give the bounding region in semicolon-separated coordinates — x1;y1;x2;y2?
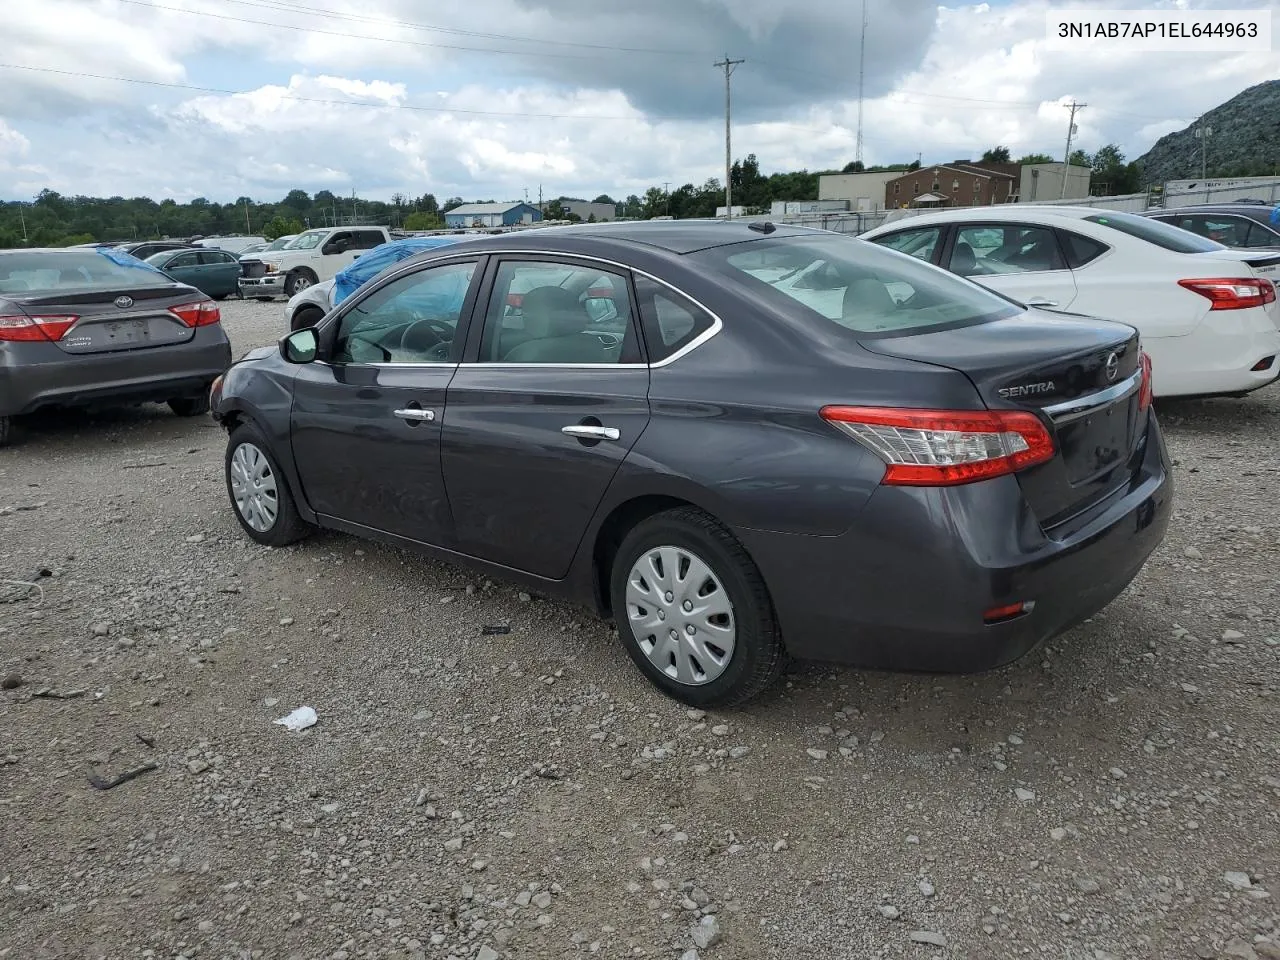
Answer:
262;262;280;273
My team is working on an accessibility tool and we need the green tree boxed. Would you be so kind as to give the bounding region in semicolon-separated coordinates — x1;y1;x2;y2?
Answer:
1069;149;1091;167
282;189;311;212
842;160;865;173
544;199;568;220
442;197;465;213
403;211;444;230
263;215;305;240
1017;153;1055;165
640;187;667;219
981;146;1012;163
414;193;439;216
591;194;615;205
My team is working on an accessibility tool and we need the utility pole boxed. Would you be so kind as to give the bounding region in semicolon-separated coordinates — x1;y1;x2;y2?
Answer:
1060;100;1085;199
1194;123;1213;199
714;55;745;218
351;189;358;224
663;181;670;216
18;203;27;245
243;198;251;233
854;0;868;167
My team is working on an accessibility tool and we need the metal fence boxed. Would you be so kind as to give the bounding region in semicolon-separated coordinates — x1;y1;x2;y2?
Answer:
775;178;1280;235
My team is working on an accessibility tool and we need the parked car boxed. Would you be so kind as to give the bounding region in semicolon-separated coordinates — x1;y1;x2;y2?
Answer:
211;220;1170;706
285;235;477;329
145;247;242;300
239;234;300;259
860;206;1280;398
195;236;266;256
1143;203;1280;250
115;240;198;261
0;247;232;447
239;226;392;301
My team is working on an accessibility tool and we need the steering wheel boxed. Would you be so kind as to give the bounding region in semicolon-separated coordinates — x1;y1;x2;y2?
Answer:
399;317;456;360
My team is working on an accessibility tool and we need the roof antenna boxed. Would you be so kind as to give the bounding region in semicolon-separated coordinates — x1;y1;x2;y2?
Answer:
748;221;776;234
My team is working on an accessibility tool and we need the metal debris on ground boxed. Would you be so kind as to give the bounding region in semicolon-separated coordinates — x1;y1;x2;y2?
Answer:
87;762;158;791
482;625;511;635
32;687;86;700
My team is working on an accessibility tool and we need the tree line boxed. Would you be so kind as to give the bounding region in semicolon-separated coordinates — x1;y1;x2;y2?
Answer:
0;142;1199;247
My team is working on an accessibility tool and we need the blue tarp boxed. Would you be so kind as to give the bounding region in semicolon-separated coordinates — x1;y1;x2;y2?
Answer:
332;236;472;304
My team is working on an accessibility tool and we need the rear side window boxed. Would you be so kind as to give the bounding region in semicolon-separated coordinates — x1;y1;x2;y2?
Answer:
634;276;715;361
1059;231;1109;268
1244;220;1280;247
1084;212;1222;253
0;249;171;293
694;235;1020;337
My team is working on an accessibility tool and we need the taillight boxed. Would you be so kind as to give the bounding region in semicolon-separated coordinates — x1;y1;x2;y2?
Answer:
820;406;1055;486
1138;351;1153;412
1178;277;1276;310
0;314;79;342
169;300;221;327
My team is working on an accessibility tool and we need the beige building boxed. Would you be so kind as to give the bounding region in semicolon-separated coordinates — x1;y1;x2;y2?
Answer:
818;171;901;212
1019;163;1092;202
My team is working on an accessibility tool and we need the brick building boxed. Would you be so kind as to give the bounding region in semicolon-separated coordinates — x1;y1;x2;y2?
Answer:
885;163;1017;209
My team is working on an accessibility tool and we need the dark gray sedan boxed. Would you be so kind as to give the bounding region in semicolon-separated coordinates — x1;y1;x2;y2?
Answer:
0;248;232;447
211;220;1172;706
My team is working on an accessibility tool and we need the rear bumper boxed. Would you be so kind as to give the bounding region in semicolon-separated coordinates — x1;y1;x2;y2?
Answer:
1147;312;1280;397
737;411;1172;672
0;328;232;416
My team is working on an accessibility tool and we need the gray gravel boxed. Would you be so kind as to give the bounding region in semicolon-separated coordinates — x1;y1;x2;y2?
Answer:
2;298;1279;959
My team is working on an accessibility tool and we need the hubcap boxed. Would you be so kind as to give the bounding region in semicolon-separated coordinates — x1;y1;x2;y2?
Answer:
293;274;311;291
625;546;736;686
229;442;279;533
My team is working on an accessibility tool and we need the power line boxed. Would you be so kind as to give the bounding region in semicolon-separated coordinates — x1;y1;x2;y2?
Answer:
714;55;745;219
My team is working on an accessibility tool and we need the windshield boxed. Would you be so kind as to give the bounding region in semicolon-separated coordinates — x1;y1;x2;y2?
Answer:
692;234;1020;337
0;249;172;294
1085;211;1224;253
266;235;298;251
289;230;326;251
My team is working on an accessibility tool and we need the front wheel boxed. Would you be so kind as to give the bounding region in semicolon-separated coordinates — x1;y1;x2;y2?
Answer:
169;394;210;417
211;293;229;301
224;424;312;547
284;270;316;298
609;506;785;708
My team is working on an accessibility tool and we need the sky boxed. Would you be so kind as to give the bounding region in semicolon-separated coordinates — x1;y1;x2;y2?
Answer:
0;0;1276;205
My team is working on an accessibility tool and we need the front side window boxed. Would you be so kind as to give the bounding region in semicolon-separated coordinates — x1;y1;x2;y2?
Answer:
871;227;941;263
694;235;1020;337
477;260;638;364
199;251;235;265
333;261;477;364
354;230;386;250
167;252;200;269
1084;211;1223;252
1244;220;1280;247
948;224;1065;277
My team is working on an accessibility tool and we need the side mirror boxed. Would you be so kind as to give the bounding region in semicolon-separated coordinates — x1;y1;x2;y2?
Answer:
280;327;319;364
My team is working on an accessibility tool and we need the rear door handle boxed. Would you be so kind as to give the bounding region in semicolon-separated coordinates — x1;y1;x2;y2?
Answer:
561;424;620;441
394;408;435;422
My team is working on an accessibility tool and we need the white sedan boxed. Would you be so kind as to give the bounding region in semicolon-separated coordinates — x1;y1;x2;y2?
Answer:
860;206;1280;398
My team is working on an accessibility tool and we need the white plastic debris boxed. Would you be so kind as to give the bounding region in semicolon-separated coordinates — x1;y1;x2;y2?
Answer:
273;705;317;731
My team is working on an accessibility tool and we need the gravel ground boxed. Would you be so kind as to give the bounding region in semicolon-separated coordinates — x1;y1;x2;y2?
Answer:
2;298;1279;960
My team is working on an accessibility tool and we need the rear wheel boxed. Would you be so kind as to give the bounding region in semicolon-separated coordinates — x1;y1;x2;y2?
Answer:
253;296;274;302
284;269;317;298
169;394;210;417
0;415;12;448
211;293;228;301
225;423;311;547
291;306;324;331
609;506;785;708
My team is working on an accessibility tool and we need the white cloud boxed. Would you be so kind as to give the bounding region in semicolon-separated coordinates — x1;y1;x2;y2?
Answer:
0;0;1275;203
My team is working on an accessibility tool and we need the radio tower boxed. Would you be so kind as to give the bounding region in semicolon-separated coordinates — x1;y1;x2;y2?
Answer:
854;0;868;166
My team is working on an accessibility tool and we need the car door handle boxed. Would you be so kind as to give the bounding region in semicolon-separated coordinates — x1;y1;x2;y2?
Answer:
1026;297;1059;308
561;424;620;441
394;408;435;422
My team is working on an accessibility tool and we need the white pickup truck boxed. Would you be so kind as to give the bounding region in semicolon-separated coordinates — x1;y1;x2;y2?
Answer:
238;225;392;299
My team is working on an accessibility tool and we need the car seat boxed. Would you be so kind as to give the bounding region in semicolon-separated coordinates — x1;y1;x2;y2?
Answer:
501;286;609;363
950;241;978;275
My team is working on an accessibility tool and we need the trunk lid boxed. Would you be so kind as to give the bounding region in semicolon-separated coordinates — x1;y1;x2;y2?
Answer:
861;311;1146;529
16;286;199;355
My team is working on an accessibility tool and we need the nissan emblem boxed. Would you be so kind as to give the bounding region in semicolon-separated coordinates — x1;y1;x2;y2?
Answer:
1104;351;1119;382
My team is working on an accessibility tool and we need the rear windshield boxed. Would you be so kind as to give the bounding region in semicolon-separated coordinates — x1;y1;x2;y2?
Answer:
0;249;172;295
691;234;1020;337
1084;211;1223;253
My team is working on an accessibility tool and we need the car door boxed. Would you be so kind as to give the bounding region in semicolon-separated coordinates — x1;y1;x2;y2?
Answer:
943;222;1078;310
441;256;651;579
321;231;361;273
199;250;240;295
289;257;485;545
162;250;202;288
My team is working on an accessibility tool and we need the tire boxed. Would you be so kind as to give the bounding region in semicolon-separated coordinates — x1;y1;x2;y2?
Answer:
0;415;13;448
211;293;229;301
168;394;210;417
291;306;324;331
224;423;312;547
254;296;274;302
609;506;785;708
284;269;317;298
